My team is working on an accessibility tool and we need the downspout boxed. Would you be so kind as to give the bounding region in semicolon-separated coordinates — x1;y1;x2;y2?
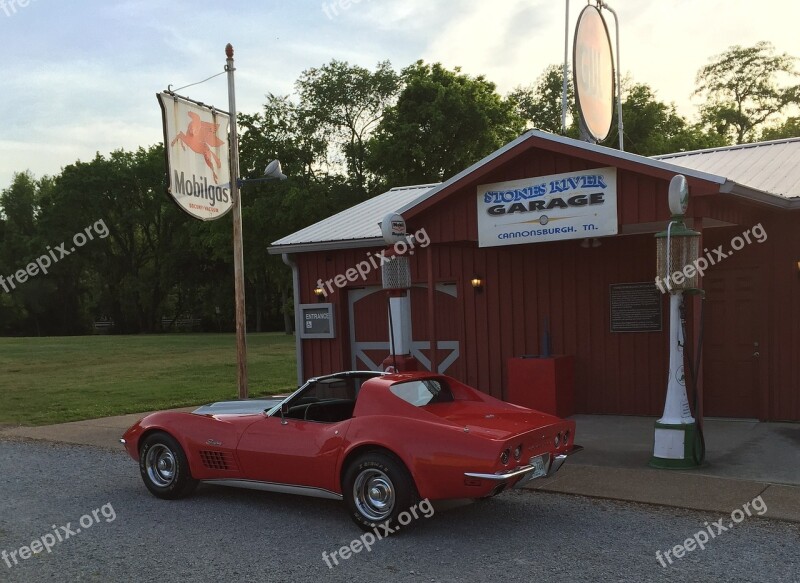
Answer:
282;253;304;386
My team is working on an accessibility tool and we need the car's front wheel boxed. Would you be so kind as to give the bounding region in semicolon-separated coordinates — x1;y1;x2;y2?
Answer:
139;432;197;500
343;451;418;532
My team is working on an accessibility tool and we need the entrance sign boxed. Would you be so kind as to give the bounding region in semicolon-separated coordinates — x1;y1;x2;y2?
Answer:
476;167;618;248
158;92;232;221
573;5;615;142
299;303;335;339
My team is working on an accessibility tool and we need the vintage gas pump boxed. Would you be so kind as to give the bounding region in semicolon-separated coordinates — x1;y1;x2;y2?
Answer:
379;214;419;373
650;175;705;469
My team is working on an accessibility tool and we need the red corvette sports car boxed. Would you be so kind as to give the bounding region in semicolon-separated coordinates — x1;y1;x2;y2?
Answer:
121;371;581;530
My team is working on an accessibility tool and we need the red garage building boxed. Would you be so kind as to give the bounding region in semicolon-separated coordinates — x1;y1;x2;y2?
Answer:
269;131;800;422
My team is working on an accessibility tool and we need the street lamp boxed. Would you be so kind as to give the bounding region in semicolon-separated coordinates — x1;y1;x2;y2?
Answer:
238;159;288;187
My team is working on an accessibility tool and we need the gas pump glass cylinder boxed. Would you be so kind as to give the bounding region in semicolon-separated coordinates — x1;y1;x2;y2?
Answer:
655;219;700;292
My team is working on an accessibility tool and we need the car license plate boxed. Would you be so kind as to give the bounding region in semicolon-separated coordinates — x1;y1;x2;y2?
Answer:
530;453;549;479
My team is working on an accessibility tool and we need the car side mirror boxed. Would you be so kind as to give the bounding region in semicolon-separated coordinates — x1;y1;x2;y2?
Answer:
280;402;289;425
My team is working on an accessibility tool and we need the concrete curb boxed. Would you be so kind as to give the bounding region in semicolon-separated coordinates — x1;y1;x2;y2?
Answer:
525;464;800;523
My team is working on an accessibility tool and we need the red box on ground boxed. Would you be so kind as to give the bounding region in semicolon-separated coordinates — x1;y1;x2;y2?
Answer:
506;355;575;417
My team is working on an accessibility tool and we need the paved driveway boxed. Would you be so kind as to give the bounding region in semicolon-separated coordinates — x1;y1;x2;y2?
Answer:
1;439;798;582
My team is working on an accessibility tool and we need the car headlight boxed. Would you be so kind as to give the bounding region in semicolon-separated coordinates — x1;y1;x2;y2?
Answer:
513;445;522;461
501;449;510;465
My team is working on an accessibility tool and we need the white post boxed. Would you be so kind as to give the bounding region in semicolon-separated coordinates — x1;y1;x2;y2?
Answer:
561;0;570;134
658;293;694;425
388;295;412;356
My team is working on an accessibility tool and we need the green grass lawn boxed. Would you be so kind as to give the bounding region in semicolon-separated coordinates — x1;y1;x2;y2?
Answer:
0;333;298;426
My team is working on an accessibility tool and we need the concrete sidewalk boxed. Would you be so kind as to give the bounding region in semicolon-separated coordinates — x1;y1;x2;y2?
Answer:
1;411;798;523
528;415;800;523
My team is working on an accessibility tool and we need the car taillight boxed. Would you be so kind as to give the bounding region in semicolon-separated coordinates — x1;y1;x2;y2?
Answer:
554;433;561;448
513;445;522;461
563;430;570;447
501;449;510;465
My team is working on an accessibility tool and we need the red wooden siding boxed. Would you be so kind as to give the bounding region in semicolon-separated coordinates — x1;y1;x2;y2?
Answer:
288;145;800;421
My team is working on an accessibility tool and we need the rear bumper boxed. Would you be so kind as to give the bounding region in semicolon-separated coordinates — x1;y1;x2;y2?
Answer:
463;444;583;489
545;444;583;477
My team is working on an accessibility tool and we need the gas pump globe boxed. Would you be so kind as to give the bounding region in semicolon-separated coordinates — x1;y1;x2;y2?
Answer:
650;175;703;469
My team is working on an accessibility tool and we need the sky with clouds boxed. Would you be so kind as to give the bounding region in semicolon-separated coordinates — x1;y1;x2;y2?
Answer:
0;0;797;189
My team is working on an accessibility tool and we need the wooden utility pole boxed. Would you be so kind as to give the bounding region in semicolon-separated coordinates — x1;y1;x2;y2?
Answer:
226;43;248;399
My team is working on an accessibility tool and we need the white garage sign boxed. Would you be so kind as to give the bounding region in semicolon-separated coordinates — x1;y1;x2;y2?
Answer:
477;167;618;248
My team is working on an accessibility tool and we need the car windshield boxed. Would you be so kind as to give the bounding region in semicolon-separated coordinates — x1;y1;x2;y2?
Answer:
270;372;381;421
389;379;454;406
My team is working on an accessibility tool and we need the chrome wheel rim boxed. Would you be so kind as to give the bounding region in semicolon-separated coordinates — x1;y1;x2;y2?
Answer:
353;469;395;522
145;444;176;487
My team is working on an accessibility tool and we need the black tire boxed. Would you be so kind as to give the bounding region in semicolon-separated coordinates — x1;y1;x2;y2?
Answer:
139;432;198;500
343;451;419;532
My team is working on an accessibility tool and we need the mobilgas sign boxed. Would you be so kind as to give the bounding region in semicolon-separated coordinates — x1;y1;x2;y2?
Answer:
476;167;618;247
158;92;233;221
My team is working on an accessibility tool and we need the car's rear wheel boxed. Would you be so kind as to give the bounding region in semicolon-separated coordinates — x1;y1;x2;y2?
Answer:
139;432;197;500
343;451;418;532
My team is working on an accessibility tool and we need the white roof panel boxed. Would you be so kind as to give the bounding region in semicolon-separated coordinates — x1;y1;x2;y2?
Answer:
656;138;800;199
269;184;438;251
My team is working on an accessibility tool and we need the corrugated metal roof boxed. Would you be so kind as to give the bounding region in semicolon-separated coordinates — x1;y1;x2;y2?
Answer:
269;183;438;252
656;137;800;199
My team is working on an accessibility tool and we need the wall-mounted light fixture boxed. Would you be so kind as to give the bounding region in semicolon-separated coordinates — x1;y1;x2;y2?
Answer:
313;286;325;301
470;276;484;291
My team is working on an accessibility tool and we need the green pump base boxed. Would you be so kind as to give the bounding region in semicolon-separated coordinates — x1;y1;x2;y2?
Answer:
649;421;701;469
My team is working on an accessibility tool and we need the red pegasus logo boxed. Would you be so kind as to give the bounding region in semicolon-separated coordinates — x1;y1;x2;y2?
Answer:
171;111;226;183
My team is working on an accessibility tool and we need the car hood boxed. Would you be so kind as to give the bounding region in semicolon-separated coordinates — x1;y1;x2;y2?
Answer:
192;398;283;416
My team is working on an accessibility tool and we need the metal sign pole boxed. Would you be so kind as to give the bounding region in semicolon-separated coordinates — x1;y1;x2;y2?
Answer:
226;43;248;400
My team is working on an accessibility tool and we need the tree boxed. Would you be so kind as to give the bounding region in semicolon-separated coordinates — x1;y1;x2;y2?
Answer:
760;117;800;141
694;42;800;144
38;147;200;334
0;172;48;334
368;61;525;187
296;60;400;195
509;64;578;137
238;94;367;332
607;83;725;156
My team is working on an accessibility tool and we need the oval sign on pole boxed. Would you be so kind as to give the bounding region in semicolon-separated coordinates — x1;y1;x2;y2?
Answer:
668;175;690;216
381;213;407;245
573;5;614;142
